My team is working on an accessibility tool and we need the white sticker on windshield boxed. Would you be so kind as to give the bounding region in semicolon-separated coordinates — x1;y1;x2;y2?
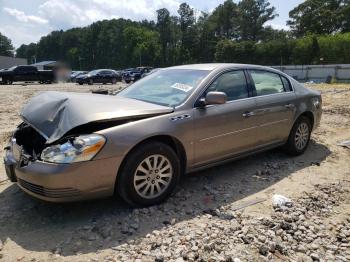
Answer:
171;83;194;92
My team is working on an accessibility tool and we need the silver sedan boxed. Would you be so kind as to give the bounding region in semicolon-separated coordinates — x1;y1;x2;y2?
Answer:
4;64;322;206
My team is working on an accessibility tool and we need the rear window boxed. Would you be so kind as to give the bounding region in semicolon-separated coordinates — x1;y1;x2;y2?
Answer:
250;70;285;96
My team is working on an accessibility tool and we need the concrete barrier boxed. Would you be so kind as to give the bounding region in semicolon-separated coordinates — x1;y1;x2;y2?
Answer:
272;64;350;83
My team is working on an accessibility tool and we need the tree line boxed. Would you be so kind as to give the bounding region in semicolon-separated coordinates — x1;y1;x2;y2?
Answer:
1;0;350;69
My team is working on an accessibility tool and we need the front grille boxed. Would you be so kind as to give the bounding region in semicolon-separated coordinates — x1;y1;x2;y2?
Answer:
18;178;80;198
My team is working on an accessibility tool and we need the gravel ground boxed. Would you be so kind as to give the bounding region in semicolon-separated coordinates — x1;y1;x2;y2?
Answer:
0;82;349;261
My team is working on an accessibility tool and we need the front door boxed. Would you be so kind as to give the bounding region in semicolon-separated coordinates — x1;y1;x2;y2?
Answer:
193;70;259;166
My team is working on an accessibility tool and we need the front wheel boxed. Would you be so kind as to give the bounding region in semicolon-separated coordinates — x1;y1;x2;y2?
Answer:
117;142;181;207
111;78;117;84
88;79;93;85
284;116;311;155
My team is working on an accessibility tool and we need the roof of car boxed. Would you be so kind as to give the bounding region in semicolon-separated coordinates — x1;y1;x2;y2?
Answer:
167;63;274;71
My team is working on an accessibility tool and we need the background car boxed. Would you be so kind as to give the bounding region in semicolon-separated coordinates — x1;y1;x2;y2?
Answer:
142;68;160;78
0;65;54;84
122;67;153;83
122;68;142;83
76;69;121;85
70;71;87;82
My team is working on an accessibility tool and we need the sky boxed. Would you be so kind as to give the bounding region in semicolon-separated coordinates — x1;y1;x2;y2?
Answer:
0;0;304;48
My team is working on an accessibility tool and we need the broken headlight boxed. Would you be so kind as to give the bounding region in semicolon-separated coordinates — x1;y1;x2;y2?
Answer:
41;134;106;164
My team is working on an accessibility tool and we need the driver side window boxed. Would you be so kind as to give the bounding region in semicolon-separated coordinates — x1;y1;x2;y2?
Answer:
207;70;249;101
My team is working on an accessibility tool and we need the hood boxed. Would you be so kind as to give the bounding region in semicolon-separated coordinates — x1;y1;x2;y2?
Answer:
0;70;9;75
20;91;173;143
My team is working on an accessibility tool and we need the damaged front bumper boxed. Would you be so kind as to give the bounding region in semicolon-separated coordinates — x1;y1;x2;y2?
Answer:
3;138;122;202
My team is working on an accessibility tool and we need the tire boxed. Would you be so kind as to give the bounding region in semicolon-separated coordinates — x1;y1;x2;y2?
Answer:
125;80;131;84
284;116;311;156
78;82;83;85
88;79;93;85
117;142;181;207
111;78;117;84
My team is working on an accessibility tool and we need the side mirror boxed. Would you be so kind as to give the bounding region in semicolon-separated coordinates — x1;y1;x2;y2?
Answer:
198;91;227;107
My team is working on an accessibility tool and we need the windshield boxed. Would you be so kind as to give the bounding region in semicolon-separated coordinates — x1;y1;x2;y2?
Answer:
118;69;210;107
88;70;100;75
71;71;82;77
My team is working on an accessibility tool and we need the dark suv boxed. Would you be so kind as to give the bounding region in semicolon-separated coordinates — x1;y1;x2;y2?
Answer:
76;69;121;85
0;65;54;84
123;67;153;83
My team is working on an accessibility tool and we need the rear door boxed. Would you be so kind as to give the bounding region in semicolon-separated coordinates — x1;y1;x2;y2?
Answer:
248;70;296;145
193;70;259;166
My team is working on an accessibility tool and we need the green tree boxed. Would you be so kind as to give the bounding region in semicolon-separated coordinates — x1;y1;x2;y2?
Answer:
260;26;291;41
168;16;182;65
237;0;277;41
215;39;257;63
123;26;161;67
287;0;348;37
255;39;295;65
0;33;14;57
16;43;38;63
157;8;171;66
209;0;239;39
178;2;198;63
196;12;217;62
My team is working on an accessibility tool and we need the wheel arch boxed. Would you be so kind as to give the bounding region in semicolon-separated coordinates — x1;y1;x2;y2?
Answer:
115;134;187;193
295;111;315;131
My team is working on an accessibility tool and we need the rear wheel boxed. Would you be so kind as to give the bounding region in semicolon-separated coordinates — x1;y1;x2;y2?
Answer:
78;82;83;85
111;78;117;84
117;142;180;207
88;79;93;85
284;116;311;155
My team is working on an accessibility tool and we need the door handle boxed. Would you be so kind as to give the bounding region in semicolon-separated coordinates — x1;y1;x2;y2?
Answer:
285;104;295;109
242;111;255;118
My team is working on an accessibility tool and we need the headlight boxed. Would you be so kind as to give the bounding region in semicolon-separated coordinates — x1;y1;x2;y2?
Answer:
41;134;106;164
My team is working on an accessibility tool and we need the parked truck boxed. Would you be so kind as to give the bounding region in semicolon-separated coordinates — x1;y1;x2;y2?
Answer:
0;65;55;84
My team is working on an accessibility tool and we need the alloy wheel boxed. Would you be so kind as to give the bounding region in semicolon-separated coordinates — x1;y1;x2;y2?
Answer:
295;122;309;150
133;154;173;199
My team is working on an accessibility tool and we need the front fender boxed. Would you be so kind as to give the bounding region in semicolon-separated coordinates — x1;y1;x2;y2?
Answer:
95;111;194;165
